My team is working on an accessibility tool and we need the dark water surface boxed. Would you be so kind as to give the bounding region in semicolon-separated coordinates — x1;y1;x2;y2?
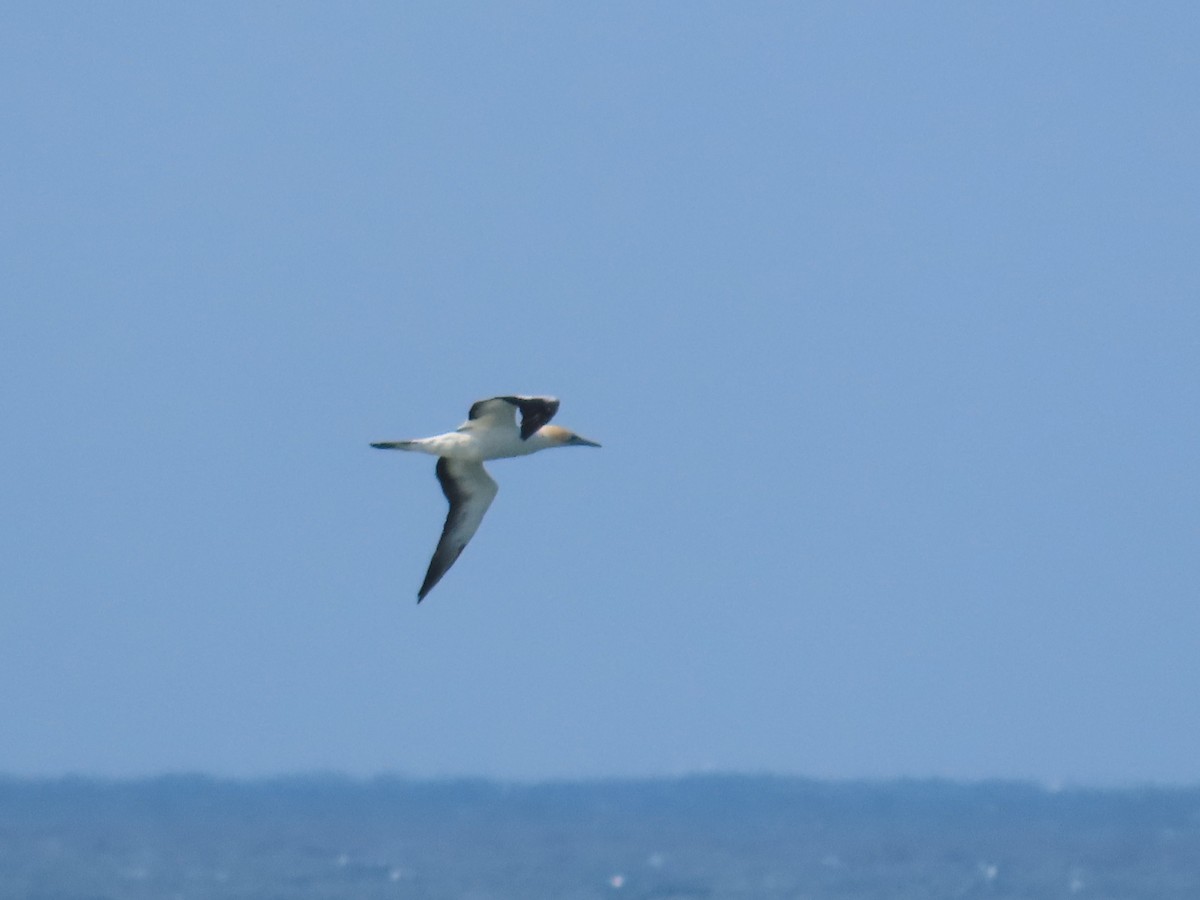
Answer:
2;775;1198;899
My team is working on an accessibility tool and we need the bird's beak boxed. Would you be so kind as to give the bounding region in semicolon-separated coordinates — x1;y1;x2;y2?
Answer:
571;435;601;447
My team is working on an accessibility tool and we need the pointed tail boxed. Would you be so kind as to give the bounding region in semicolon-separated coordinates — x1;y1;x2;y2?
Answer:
370;440;416;450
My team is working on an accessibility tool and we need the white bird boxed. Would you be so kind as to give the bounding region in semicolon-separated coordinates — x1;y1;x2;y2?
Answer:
371;395;601;602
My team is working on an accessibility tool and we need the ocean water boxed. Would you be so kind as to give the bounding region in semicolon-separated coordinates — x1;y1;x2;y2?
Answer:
1;775;1198;899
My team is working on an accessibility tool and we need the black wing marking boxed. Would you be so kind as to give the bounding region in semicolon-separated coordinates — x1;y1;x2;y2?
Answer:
418;457;499;602
467;395;560;440
513;396;559;439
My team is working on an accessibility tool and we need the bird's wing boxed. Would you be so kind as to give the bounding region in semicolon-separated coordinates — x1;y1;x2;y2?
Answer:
418;457;499;602
467;395;560;440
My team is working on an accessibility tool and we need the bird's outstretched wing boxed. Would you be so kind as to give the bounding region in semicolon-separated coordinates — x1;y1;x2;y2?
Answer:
418;457;499;602
467;395;560;440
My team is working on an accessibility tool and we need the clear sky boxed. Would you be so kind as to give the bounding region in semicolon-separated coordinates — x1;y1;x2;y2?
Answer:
2;3;1198;785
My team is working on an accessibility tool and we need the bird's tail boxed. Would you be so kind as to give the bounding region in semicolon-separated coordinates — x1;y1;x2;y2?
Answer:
370;440;417;450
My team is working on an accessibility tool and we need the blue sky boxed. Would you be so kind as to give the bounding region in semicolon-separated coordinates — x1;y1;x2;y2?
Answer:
2;3;1198;784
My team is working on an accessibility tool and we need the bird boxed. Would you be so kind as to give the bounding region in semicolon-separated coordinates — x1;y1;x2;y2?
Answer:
371;395;601;602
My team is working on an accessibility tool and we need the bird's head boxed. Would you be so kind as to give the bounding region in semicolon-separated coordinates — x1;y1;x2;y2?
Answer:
537;424;601;448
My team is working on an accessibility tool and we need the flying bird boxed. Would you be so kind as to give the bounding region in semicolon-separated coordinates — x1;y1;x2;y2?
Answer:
371;395;601;602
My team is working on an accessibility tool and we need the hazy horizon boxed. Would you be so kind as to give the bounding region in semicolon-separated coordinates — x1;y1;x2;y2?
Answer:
4;775;1198;898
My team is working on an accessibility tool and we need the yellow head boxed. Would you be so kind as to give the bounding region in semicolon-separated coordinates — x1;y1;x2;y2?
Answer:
537;424;601;448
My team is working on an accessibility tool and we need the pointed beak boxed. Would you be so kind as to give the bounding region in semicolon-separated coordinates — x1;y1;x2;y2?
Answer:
570;435;601;448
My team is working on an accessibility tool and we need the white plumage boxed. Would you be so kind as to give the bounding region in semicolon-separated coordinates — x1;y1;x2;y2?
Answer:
371;395;600;602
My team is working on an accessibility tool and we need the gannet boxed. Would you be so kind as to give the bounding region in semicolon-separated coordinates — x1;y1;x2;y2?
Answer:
371;395;601;602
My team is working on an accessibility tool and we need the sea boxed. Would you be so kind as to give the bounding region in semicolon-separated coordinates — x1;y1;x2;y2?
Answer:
1;775;1197;899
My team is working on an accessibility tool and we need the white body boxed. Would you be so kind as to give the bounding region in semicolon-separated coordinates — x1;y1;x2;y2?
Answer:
402;425;564;462
371;395;599;601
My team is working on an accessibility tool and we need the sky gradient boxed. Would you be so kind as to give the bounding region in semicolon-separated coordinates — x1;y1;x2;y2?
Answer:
2;3;1198;784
